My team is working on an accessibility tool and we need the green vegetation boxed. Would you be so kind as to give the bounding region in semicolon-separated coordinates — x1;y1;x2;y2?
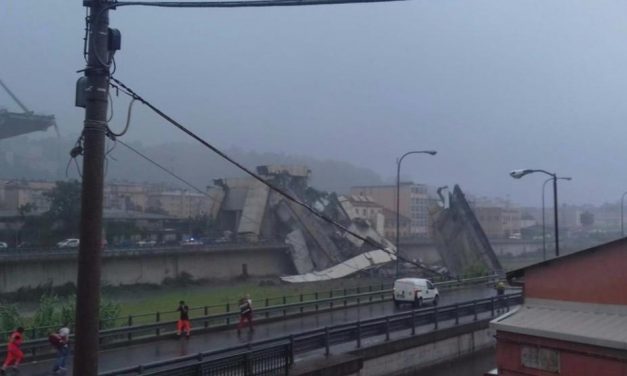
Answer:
17;180;82;246
0;293;121;338
112;279;375;317
461;261;490;278
0;304;23;333
0;276;389;333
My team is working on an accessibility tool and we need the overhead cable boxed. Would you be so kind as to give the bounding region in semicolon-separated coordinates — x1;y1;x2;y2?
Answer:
114;0;406;9
115;138;206;195
112;137;267;228
109;76;441;276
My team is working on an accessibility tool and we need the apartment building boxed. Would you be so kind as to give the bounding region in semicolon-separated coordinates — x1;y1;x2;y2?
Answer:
350;182;437;238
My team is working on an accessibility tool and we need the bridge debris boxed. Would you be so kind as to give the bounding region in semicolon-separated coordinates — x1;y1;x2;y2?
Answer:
212;165;397;279
280;249;396;283
431;185;503;276
0;78;57;139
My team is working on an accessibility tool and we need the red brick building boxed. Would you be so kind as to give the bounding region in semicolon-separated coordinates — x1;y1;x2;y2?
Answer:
491;238;627;375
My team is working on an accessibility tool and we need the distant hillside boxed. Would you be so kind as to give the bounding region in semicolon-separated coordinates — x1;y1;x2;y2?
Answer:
0;136;383;193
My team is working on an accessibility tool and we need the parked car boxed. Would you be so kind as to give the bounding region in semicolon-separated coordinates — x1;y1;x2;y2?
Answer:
0;242;8;249
57;238;80;248
17;241;35;249
181;239;203;246
393;278;439;308
136;240;157;247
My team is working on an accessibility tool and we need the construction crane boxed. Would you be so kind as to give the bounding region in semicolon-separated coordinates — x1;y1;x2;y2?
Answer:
0;78;58;139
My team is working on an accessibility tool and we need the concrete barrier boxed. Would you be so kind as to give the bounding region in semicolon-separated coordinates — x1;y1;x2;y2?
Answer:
0;245;294;293
350;319;494;376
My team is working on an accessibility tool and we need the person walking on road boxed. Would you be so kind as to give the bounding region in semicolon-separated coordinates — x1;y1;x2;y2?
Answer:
177;300;191;337
49;327;70;374
237;294;254;334
1;327;24;374
495;280;506;313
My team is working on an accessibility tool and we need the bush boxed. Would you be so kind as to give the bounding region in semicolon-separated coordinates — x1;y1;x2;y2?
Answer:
99;298;122;329
0;304;23;333
33;294;61;337
60;295;76;327
30;293;122;334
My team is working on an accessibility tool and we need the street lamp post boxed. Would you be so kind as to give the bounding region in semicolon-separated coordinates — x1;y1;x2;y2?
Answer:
541;177;571;260
511;169;569;258
395;150;437;278
437;185;449;208
621;191;627;237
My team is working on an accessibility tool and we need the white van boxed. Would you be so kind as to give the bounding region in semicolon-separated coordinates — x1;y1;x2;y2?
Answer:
393;278;439;307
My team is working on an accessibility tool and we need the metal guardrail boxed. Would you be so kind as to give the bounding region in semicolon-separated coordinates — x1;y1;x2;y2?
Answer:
2;281;392;342
7;275;499;361
101;292;522;376
141;343;291;376
3;275;497;341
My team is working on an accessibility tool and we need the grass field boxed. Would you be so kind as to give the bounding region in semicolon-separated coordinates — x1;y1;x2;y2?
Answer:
107;277;391;319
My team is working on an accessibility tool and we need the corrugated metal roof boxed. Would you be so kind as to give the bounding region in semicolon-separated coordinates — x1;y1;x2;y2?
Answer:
491;298;627;350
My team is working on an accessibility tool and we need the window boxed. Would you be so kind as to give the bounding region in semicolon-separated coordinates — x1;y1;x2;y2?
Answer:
427;281;434;290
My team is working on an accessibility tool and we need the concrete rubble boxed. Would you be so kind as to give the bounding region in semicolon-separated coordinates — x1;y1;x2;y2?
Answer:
210;166;501;281
211;165;396;281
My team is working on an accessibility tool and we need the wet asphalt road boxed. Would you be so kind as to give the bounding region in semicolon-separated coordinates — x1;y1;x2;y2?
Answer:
22;285;499;375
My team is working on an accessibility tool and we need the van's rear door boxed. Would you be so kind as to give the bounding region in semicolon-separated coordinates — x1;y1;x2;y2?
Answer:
394;281;416;301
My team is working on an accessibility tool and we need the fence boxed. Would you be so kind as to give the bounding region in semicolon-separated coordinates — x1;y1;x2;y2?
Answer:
101;292;522;375
6;274;499;360
140;343;291;376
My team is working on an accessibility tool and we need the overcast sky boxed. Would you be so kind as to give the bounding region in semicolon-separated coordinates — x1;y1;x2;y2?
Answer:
2;0;627;206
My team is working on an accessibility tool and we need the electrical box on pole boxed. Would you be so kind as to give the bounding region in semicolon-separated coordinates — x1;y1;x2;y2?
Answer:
73;1;120;375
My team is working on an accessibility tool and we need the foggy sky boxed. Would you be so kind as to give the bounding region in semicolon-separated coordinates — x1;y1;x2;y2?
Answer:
3;0;627;206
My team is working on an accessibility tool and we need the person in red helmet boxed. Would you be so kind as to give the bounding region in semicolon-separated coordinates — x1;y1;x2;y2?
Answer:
1;327;25;374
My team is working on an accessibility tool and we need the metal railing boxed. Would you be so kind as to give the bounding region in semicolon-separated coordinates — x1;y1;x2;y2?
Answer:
6;274;499;360
140;343;290;376
2;281;393;341
101;292;522;376
2;275;497;340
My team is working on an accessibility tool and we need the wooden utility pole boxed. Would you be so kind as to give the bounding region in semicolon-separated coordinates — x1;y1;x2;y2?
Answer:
73;1;111;374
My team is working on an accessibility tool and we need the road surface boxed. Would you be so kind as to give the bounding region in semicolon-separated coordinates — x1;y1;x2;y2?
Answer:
22;285;499;375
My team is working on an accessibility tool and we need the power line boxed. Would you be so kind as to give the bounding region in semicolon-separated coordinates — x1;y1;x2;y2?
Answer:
114;137;267;228
109;76;441;276
115;138;207;195
114;0;406;9
88;0;407;65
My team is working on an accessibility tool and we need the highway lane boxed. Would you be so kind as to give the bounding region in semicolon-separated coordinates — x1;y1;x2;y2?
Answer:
23;284;500;375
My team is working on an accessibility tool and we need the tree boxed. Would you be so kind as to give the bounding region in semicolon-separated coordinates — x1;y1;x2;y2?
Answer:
580;211;594;228
43;180;82;238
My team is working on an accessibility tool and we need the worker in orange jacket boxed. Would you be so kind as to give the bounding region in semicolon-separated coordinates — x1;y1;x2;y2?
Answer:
1;327;25;374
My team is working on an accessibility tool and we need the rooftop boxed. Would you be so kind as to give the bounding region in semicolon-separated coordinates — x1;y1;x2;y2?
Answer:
507;236;627;282
491;298;627;351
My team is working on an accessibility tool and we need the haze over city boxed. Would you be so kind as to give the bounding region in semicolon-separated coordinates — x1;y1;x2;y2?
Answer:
3;0;627;205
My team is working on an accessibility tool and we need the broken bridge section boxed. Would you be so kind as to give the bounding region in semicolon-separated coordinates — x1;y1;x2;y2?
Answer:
211;165;397;280
431;185;503;277
0;79;57;139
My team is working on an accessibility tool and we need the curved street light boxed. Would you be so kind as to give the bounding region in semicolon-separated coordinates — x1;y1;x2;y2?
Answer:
541;176;571;260
621;191;627;237
510;169;568;257
395;150;437;278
